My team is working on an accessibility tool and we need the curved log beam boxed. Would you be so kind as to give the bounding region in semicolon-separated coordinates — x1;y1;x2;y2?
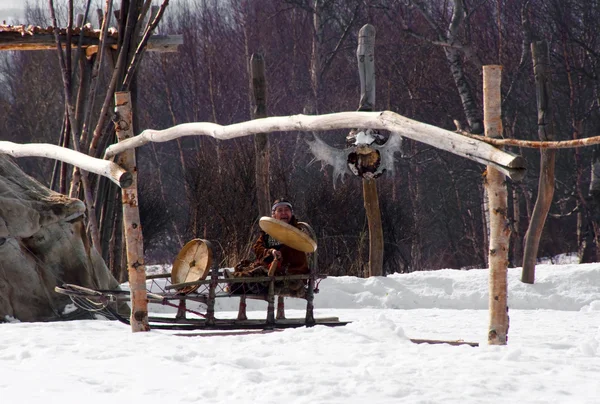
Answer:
104;110;526;181
0;141;132;188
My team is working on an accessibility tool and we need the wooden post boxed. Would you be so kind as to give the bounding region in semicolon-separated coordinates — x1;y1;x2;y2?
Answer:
251;53;271;217
483;66;509;345
249;53;283;316
522;41;556;284
237;295;248;321
305;273;316;326
357;24;384;277
267;279;275;326
363;178;384;276
114;91;149;333
206;267;218;327
357;25;376;112
276;297;286;320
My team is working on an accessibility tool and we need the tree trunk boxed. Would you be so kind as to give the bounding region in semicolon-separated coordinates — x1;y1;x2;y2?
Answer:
588;147;600;260
483;65;509;346
481;183;489;268
522;41;556;284
511;185;523;265
445;47;483;134
100;180;117;265
114;91;149;332
309;0;322;114
409;153;422;272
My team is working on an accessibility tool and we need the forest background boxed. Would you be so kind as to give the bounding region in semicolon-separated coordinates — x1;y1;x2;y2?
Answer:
2;0;599;279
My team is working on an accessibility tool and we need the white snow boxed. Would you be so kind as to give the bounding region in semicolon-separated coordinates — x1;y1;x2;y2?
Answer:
2;262;600;403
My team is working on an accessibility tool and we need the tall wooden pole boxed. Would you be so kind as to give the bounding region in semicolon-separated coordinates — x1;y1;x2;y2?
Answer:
249;53;279;317
483;66;509;345
357;24;384;277
251;53;271;218
114;91;149;332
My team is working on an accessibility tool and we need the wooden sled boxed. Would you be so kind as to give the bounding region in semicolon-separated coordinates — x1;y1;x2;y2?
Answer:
55;270;348;330
55;222;349;331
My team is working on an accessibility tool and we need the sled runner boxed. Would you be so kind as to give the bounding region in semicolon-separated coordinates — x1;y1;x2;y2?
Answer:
55;221;349;331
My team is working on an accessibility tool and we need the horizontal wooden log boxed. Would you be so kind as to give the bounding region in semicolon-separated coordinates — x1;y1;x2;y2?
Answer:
105;110;527;180
0;25;182;52
0;141;132;188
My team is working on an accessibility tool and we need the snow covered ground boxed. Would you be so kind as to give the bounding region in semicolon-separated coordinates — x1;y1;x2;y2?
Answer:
1;262;599;403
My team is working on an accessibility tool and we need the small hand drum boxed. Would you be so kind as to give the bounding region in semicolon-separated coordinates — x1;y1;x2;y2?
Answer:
171;239;213;288
259;217;317;253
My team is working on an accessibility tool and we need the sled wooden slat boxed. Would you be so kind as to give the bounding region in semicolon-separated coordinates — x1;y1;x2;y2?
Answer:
146;273;171;280
166;273;326;291
146;316;348;330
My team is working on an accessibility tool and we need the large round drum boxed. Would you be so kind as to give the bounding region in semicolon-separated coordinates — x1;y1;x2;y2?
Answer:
171;239;213;286
259;217;317;253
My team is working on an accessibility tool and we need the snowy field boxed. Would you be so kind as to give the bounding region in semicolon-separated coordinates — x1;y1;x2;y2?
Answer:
1;262;599;403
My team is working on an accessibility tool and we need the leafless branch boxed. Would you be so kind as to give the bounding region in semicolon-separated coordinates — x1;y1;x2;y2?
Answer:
123;0;170;90
320;2;359;79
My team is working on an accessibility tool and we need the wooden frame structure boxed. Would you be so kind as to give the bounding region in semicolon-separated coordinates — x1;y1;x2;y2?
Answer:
0;24;182;53
3;10;581;344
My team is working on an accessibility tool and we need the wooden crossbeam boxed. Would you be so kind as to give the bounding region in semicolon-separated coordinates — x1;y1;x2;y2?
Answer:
104;111;527;181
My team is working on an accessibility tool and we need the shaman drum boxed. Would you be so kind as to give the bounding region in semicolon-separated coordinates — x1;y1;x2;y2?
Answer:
258;217;317;253
171;239;213;287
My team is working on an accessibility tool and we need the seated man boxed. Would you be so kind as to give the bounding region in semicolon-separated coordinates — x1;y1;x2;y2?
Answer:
252;198;309;276
229;198;309;295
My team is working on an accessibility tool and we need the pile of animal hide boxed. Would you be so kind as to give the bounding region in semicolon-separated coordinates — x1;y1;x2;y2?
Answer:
0;155;126;322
